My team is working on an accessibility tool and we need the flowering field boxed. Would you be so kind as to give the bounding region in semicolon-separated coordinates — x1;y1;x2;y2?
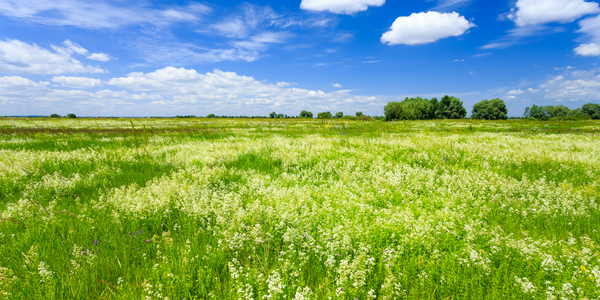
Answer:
1;117;599;299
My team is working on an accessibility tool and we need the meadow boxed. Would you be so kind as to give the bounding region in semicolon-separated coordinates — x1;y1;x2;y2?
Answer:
0;117;599;299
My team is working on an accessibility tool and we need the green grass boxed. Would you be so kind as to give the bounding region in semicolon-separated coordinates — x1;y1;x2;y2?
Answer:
0;117;599;299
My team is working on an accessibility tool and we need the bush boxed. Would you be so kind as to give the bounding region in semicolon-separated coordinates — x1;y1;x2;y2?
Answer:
206;114;216;118
471;98;507;120
317;111;332;119
335;111;343;119
300;110;313;118
67;113;76;119
341;115;357;120
50;114;60;118
356;111;363;117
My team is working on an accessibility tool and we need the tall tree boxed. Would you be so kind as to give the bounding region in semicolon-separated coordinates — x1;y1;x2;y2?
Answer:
300;110;313;118
582;103;600;119
317;111;332;119
471;98;508;120
435;95;467;119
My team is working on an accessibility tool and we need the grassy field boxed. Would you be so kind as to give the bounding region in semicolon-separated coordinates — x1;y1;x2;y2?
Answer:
1;117;599;299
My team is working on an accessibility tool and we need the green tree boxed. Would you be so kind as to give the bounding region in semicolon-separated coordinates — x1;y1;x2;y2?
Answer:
471;98;508;120
335;111;344;119
582;103;600;119
384;102;403;121
300;110;313;118
67;113;76;119
549;105;570;119
435;95;467;119
50;114;60;118
270;112;277;119
356;111;363;117
317;111;332;119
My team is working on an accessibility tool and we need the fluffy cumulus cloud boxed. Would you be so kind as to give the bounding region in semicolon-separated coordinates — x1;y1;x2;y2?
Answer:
381;12;475;45
87;53;111;61
574;43;600;56
0;39;106;75
300;0;385;14
508;0;600;26
52;76;103;89
1;67;383;115
0;0;210;29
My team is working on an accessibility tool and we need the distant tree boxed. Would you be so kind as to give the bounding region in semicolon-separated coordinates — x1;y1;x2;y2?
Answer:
429;98;439;119
300;110;313;118
335;111;344;119
317;111;332;119
526;105;549;120
206;114;216;118
384;102;403;121
582;103;600;119
435;95;467;119
568;107;588;118
50;114;60;118
471;98;508;120
277;114;284;119
270;112;277;118
549;105;570;119
67;113;76;119
356;111;364;117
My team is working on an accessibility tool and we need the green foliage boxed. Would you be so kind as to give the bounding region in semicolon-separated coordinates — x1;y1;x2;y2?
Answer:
50;114;60;118
300;110;313;118
317;111;332;119
582;103;600;119
384;97;443;121
269;112;277;118
67;113;76;119
206;114;216;118
175;115;196;118
435;95;467;119
356;111;363;117
471;98;508;120
335;111;344;119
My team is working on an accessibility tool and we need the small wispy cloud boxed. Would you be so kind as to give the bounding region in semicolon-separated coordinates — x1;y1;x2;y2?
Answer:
453;59;464;62
362;60;382;64
332;83;342;88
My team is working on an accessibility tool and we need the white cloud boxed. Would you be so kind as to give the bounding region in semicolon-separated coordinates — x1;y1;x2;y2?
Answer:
469;71;476;75
508;89;526;95
556;99;564;102
578;14;600;41
527;88;540;92
430;0;472;11
540;72;600;100
52;76;103;89
300;0;385;14
0;0;210;29
453;59;464;61
62;39;88;55
0;39;106;75
332;83;342;87
362;60;382;63
574;43;600;56
87;53;111;61
481;25;550;49
508;0;600;26
507;95;517;99
381;12;475;46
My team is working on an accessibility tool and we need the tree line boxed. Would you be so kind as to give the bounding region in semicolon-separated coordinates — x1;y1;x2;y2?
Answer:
523;103;600;120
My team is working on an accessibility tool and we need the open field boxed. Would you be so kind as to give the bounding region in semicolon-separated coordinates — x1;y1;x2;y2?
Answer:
1;117;600;299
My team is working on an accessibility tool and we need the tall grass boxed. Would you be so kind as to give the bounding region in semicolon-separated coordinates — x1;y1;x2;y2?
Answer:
0;117;599;299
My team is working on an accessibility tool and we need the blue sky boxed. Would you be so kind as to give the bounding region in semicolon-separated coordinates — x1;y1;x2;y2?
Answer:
1;0;600;117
